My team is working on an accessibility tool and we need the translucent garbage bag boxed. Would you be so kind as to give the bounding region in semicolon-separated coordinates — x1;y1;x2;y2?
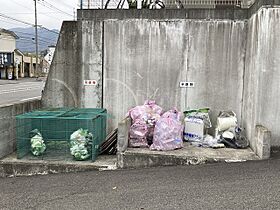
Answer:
127;100;163;122
30;129;46;156
69;128;93;160
150;109;184;151
127;100;163;147
129;119;149;147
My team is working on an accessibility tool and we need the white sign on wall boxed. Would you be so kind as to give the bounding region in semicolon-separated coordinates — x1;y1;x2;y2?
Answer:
84;80;97;86
180;82;195;88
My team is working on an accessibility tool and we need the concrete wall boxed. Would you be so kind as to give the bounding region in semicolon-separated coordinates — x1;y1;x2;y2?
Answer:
0;100;41;159
42;20;103;108
243;7;280;149
104;19;247;131
79;20;103;108
42;21;81;107
42;2;280;147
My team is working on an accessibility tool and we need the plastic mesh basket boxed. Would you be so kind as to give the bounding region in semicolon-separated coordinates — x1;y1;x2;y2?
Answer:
16;108;107;161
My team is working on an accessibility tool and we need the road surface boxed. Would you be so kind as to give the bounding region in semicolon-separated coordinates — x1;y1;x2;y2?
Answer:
0;158;280;210
0;79;44;105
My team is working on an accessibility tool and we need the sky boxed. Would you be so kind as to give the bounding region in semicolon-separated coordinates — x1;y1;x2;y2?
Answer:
0;0;80;30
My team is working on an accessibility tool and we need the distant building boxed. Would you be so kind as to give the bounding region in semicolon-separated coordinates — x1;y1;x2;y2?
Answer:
0;28;41;79
0;28;19;79
41;45;56;74
44;45;55;65
23;53;41;78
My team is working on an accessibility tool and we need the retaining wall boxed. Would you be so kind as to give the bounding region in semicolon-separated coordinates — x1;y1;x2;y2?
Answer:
0;100;41;159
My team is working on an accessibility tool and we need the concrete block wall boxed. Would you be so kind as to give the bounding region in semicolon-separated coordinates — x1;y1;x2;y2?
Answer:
0;100;41;159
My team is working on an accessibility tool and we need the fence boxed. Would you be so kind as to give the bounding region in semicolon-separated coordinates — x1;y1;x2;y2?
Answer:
80;0;255;9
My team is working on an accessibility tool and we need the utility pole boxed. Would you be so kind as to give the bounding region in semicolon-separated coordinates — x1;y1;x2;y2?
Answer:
34;0;39;79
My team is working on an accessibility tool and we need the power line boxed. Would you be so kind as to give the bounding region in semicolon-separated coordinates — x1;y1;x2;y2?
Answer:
48;0;76;10
0;18;27;27
0;13;59;35
40;27;59;35
37;1;73;17
9;0;33;11
12;30;58;42
0;13;34;27
0;36;46;46
20;37;55;44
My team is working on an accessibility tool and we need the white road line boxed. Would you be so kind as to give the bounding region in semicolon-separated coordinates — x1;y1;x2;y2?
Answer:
0;86;42;95
20;96;41;102
0;83;43;89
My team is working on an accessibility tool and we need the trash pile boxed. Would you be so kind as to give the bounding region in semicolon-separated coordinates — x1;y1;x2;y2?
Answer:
183;109;248;149
69;128;93;160
216;111;249;149
127;102;249;151
30;129;46;156
127;101;184;151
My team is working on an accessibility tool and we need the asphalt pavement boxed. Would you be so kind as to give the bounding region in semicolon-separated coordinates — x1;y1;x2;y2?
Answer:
0;78;45;105
0;158;280;210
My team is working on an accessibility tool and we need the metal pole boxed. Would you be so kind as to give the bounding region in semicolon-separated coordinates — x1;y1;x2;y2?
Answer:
34;0;39;78
81;0;83;9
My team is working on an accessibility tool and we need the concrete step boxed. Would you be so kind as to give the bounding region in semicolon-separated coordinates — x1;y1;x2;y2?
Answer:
118;143;260;169
0;153;117;178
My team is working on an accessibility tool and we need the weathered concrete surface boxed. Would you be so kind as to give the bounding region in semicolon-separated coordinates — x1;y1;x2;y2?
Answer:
42;21;80;107
104;19;247;132
0;153;116;177
243;7;280;149
117;117;131;168
255;125;271;159
0;100;41;159
42;20;103;108
78;8;248;20
119;143;259;169
79;20;103;108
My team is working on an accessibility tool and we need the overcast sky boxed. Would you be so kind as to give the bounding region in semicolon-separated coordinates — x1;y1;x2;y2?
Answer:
0;0;79;30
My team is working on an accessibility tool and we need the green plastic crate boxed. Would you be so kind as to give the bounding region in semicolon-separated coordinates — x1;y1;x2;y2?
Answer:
16;108;107;161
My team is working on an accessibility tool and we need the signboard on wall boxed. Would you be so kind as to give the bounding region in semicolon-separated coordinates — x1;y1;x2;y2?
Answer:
84;80;97;86
0;53;13;67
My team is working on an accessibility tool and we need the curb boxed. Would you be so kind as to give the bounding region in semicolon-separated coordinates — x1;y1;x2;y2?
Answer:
118;151;257;169
0;161;106;178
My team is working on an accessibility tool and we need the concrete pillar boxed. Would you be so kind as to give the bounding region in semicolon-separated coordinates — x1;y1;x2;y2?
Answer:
29;57;33;77
20;62;24;78
255;125;271;159
117;117;131;169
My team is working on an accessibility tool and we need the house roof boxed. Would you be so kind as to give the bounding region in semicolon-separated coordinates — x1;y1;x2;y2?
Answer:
0;28;19;39
14;49;24;56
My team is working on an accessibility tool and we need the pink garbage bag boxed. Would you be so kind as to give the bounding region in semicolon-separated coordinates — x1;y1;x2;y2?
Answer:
129;120;149;147
127;100;163;122
127;100;163;148
150;109;184;151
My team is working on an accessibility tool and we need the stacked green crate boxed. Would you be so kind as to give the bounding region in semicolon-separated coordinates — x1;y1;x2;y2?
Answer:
16;108;107;161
